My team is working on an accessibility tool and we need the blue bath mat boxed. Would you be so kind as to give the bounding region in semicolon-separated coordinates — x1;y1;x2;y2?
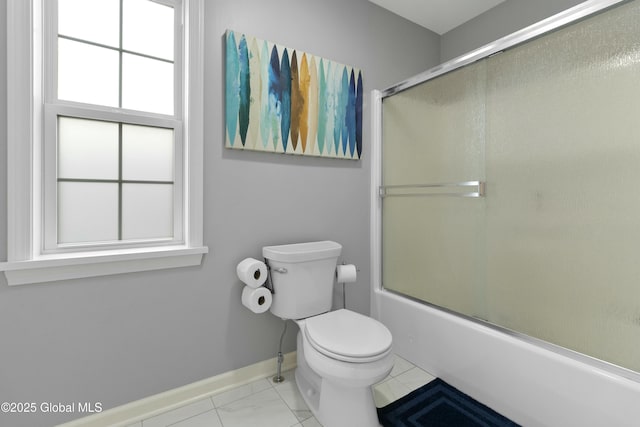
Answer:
377;378;520;427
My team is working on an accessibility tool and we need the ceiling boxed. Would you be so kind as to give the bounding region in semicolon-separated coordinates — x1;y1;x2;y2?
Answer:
368;0;507;35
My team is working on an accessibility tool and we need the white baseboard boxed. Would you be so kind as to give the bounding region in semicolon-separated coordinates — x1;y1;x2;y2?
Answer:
57;352;297;427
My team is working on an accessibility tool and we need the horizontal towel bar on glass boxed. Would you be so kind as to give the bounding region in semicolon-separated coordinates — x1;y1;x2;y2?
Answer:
379;181;485;198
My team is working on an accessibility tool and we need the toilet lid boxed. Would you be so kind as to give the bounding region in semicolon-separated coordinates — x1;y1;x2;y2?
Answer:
304;309;392;362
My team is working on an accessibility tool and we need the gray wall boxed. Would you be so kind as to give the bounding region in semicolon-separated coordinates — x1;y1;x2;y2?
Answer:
440;0;586;62
0;1;439;426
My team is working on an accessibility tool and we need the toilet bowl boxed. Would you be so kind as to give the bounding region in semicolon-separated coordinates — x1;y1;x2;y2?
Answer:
294;309;393;427
262;241;394;427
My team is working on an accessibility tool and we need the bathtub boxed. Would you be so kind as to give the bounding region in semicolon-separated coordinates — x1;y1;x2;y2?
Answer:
371;288;640;427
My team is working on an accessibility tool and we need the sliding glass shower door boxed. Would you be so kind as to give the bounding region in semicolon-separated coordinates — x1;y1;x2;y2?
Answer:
382;62;487;319
380;0;640;374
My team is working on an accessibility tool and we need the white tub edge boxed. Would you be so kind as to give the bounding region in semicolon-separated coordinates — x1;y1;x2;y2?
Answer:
373;288;640;427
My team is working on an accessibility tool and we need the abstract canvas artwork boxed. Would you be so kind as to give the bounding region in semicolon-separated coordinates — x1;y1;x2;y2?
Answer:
225;30;363;160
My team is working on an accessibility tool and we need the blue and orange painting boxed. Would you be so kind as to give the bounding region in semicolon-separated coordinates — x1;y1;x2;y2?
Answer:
225;30;363;160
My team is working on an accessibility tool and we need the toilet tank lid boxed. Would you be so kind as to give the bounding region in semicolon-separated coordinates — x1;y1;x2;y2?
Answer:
263;241;342;263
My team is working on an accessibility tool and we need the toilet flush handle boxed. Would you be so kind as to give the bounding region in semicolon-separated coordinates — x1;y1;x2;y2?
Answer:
263;260;287;294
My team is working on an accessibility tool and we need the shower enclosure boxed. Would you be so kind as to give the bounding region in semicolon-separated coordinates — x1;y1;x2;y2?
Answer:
372;0;640;425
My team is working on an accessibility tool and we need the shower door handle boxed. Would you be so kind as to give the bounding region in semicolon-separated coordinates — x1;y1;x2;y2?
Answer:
379;181;485;198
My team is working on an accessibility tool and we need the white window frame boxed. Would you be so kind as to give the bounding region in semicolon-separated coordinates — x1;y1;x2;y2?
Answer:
1;0;207;286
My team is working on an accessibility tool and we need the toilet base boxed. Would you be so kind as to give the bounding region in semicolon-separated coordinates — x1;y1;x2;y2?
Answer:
318;377;382;427
295;363;383;427
294;366;320;415
294;330;388;427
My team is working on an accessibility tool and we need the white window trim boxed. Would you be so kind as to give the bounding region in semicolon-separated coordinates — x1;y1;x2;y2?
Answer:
1;0;207;286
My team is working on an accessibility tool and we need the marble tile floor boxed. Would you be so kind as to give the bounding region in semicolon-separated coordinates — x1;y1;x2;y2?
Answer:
124;355;435;427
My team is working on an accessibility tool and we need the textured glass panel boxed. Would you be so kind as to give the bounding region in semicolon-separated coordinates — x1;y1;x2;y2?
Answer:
58;38;119;107
381;0;640;374
122;53;174;115
121;184;173;240
382;60;486;318
383;197;486;318
58;182;119;244
58;117;119;180
123;0;174;60
484;0;640;372
382;62;485;186
122;125;174;182
58;0;119;47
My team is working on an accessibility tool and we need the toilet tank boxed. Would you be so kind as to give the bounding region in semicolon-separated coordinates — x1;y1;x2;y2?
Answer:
263;241;342;319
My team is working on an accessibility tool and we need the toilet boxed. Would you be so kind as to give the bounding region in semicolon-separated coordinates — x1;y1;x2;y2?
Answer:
263;241;393;427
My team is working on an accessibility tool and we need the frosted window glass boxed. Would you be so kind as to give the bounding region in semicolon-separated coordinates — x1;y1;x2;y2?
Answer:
122;125;174;182
58;182;119;244
58;38;119;107
121;184;173;240
58;117;119;180
122;53;174;115
58;0;120;47
123;0;174;60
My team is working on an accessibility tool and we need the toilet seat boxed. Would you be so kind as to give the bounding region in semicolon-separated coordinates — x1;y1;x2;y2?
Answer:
304;309;392;363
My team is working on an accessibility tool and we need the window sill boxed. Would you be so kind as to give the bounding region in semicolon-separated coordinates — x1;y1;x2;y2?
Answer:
0;246;208;286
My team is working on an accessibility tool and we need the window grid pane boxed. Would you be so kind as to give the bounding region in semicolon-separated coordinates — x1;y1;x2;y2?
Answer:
121;183;174;240
123;0;174;61
121;53;174;115
58;116;120;180
57;0;175;115
122;124;174;181
57;118;175;245
57;38;120;107
58;181;119;244
58;0;120;48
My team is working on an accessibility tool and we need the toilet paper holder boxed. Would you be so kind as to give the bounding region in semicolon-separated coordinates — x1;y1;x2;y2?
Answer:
337;261;360;310
263;259;284;294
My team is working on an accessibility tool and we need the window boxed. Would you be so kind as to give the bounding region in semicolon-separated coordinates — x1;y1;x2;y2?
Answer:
46;0;182;251
1;0;207;285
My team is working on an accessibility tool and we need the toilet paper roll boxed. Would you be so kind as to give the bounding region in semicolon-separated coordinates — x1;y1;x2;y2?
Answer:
336;264;357;283
241;286;272;314
236;258;268;288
